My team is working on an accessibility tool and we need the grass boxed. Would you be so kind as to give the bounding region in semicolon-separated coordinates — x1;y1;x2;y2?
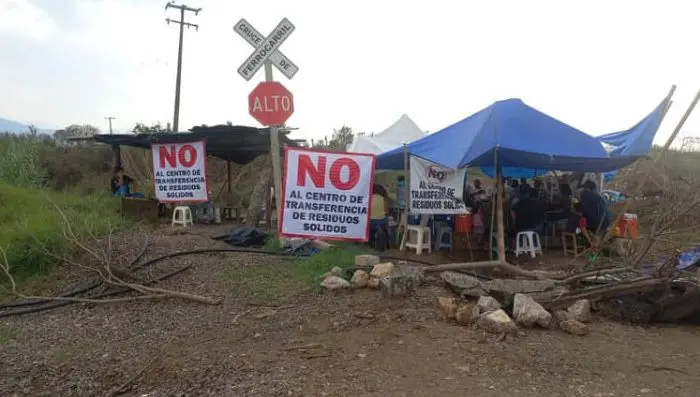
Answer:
0;325;17;345
226;241;375;305
0;181;129;282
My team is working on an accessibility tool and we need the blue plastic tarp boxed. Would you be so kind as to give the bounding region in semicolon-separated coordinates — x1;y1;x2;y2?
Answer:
480;167;547;179
375;99;642;172
598;96;670;182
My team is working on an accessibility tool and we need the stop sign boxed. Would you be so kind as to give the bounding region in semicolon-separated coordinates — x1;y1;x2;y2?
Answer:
248;81;294;126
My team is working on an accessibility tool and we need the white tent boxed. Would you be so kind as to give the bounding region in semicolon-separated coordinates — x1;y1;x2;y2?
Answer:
346;114;425;154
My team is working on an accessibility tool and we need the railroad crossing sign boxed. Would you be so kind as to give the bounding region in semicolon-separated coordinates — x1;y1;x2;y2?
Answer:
235;18;297;81
249;81;294;126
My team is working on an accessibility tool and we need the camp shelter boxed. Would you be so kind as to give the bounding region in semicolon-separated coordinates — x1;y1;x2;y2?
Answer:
346;114;426;154
375;98;642;174
94;124;300;166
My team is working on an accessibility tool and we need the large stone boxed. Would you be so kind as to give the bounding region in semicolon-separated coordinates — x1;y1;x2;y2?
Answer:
350;270;369;289
554;310;573;322
477;296;502;313
440;271;563;304
477;309;518;334
437;297;458;319
512;293;552;328
355;255;380;267
320;275;350;290
567;299;592;323
455;303;480;325
367;278;381;289
370;262;395;278
379;273;418;298
559;320;589;336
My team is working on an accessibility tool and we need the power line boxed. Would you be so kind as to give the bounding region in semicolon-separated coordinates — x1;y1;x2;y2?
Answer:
105;116;115;134
165;2;201;133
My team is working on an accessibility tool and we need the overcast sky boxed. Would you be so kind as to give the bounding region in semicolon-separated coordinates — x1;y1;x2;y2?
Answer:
1;0;699;145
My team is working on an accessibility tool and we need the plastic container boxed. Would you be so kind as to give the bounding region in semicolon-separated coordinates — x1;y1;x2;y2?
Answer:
614;213;639;240
455;213;473;233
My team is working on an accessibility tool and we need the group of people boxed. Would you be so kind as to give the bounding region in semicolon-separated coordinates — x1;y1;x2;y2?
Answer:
466;176;614;243
367;173;615;251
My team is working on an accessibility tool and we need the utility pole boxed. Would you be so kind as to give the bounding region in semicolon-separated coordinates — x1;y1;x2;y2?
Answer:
165;1;201;133
105;116;115;134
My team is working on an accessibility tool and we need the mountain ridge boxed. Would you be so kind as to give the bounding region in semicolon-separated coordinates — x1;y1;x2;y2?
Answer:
0;117;54;134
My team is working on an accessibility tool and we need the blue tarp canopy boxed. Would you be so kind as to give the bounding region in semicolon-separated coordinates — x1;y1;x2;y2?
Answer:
375;98;642;173
597;96;669;182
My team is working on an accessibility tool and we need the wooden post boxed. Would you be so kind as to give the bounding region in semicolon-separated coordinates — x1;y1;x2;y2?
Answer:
112;144;122;170
495;163;507;263
265;61;284;232
400;143;410;251
226;160;232;193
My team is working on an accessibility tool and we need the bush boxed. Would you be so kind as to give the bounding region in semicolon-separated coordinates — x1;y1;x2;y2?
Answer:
0;133;51;188
0;181;128;281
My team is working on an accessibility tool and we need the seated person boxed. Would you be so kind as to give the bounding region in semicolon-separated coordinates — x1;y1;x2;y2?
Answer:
579;180;612;233
110;167;145;198
369;183;390;246
565;202;588;233
511;187;546;234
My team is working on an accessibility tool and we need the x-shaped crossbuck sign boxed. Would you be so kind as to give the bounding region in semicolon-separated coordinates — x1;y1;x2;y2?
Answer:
234;18;299;81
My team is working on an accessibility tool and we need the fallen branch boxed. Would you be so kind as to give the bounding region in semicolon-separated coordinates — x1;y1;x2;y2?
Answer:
543;277;668;309
423;260;563;280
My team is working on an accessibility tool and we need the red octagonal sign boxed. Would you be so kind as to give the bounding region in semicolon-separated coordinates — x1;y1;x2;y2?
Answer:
248;81;294;126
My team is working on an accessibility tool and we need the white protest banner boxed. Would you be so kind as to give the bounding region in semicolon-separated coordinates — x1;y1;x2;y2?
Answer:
409;155;467;214
151;140;209;203
280;147;375;241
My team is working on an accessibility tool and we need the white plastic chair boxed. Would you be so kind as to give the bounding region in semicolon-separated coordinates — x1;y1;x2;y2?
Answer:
515;231;542;258
172;206;193;227
402;215;432;255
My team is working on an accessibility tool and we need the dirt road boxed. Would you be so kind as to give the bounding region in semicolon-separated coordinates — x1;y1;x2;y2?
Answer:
1;231;699;396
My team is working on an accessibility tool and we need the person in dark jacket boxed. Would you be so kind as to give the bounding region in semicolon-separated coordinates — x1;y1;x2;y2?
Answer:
579;180;612;233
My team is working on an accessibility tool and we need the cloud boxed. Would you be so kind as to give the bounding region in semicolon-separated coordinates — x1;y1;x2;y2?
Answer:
0;0;57;39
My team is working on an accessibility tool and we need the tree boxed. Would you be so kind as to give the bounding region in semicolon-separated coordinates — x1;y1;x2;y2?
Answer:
132;122;168;134
311;126;354;151
54;124;100;146
328;125;353;151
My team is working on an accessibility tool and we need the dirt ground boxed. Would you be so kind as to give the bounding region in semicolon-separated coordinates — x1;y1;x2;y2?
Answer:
1;227;699;397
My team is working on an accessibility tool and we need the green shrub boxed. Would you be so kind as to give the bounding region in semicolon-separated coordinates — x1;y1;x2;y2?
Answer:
0;133;51;188
0;181;128;281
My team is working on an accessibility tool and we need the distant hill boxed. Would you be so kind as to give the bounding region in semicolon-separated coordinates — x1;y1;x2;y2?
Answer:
0;117;54;134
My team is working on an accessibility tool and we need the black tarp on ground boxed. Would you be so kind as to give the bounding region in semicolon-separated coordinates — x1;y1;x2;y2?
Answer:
93;124;298;164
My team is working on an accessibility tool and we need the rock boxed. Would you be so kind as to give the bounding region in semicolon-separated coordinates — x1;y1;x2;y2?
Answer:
367;278;381;289
440;272;488;297
355;255;380;267
559;319;589;336
554;310;573;322
437;296;458;319
320;275;350;290
330;266;344;276
477;309;518;334
512;293;552;328
311;240;334;250
440;271;563;304
350;270;369;288
380;273;418;298
455;303;480;325
477;296;502;313
567;299;592;323
370;262;394;278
